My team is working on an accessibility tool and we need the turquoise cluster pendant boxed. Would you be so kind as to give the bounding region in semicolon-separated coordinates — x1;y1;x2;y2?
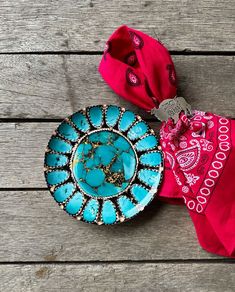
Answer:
44;105;164;225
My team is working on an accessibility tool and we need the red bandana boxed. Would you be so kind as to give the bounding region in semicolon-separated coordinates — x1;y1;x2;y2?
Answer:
99;25;235;258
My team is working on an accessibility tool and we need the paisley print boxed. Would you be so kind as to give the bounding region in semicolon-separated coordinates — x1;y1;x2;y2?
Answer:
161;111;232;214
185;173;200;186
165;151;175;168
125;51;137;66
126;68;141;86
128;31;144;49
200;139;213;151
166;64;177;86
175;140;201;171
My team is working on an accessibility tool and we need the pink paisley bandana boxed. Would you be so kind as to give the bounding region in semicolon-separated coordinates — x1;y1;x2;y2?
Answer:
99;25;235;258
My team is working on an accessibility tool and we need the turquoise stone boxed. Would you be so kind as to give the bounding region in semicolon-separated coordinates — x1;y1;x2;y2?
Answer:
122;182;129;189
75;143;92;155
89;131;111;144
53;182;75;203
121;152;136;180
127;121;148;140
101;200;117;224
46;170;69;186
82;199;99;222
97;182;122;197
105;105;120;127
110;159;123;172
119;111;136;131
78;181;98;196
45;153;68;168
113;136;130;151
65;191;84;215
88;106;103;127
85;157;100;168
71;112;90;132
131;184;153;206
48;137;72;153
95;145;116;166
118;196;138;218
140;152;162;167
138;169;161;188
73;162;87;180
86;169;105;187
72;130;137;198
57;122;79;142
135;135;158;151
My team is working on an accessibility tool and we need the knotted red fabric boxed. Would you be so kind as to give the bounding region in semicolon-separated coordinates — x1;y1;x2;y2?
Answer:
99;25;235;258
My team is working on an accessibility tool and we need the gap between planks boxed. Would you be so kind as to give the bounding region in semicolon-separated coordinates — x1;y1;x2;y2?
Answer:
0;259;234;265
0;51;234;55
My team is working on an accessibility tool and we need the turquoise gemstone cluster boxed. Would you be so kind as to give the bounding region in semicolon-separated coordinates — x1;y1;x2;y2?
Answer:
72;130;137;198
44;105;163;225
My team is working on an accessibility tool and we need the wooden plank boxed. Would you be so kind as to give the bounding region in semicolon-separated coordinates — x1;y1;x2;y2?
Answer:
0;1;234;52
0;55;234;119
0;190;217;261
1;263;235;291
0;122;160;187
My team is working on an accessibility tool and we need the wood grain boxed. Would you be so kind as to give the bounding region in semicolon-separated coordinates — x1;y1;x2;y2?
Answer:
0;0;234;288
0;0;234;52
1;263;235;292
0;122;160;187
0;55;234;119
0;190;218;261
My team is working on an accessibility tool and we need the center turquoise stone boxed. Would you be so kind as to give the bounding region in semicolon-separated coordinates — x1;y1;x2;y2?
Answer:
71;130;137;198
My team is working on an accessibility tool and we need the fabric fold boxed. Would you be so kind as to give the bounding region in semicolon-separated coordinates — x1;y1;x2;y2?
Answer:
98;25;235;258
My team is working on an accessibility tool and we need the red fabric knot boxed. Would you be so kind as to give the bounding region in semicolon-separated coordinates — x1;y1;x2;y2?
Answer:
190;121;206;134
162;113;208;144
162;113;190;141
99;25;177;112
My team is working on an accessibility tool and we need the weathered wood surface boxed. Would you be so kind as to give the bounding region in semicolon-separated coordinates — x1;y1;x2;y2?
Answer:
0;122;55;188
0;122;157;187
1;263;235;292
0;55;234;119
0;1;234;290
0;0;234;52
0;190;217;261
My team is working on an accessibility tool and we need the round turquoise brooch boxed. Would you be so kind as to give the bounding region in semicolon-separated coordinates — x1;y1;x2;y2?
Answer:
44;105;164;225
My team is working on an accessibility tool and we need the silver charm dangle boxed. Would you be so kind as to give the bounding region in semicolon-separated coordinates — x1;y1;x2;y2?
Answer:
151;96;192;123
